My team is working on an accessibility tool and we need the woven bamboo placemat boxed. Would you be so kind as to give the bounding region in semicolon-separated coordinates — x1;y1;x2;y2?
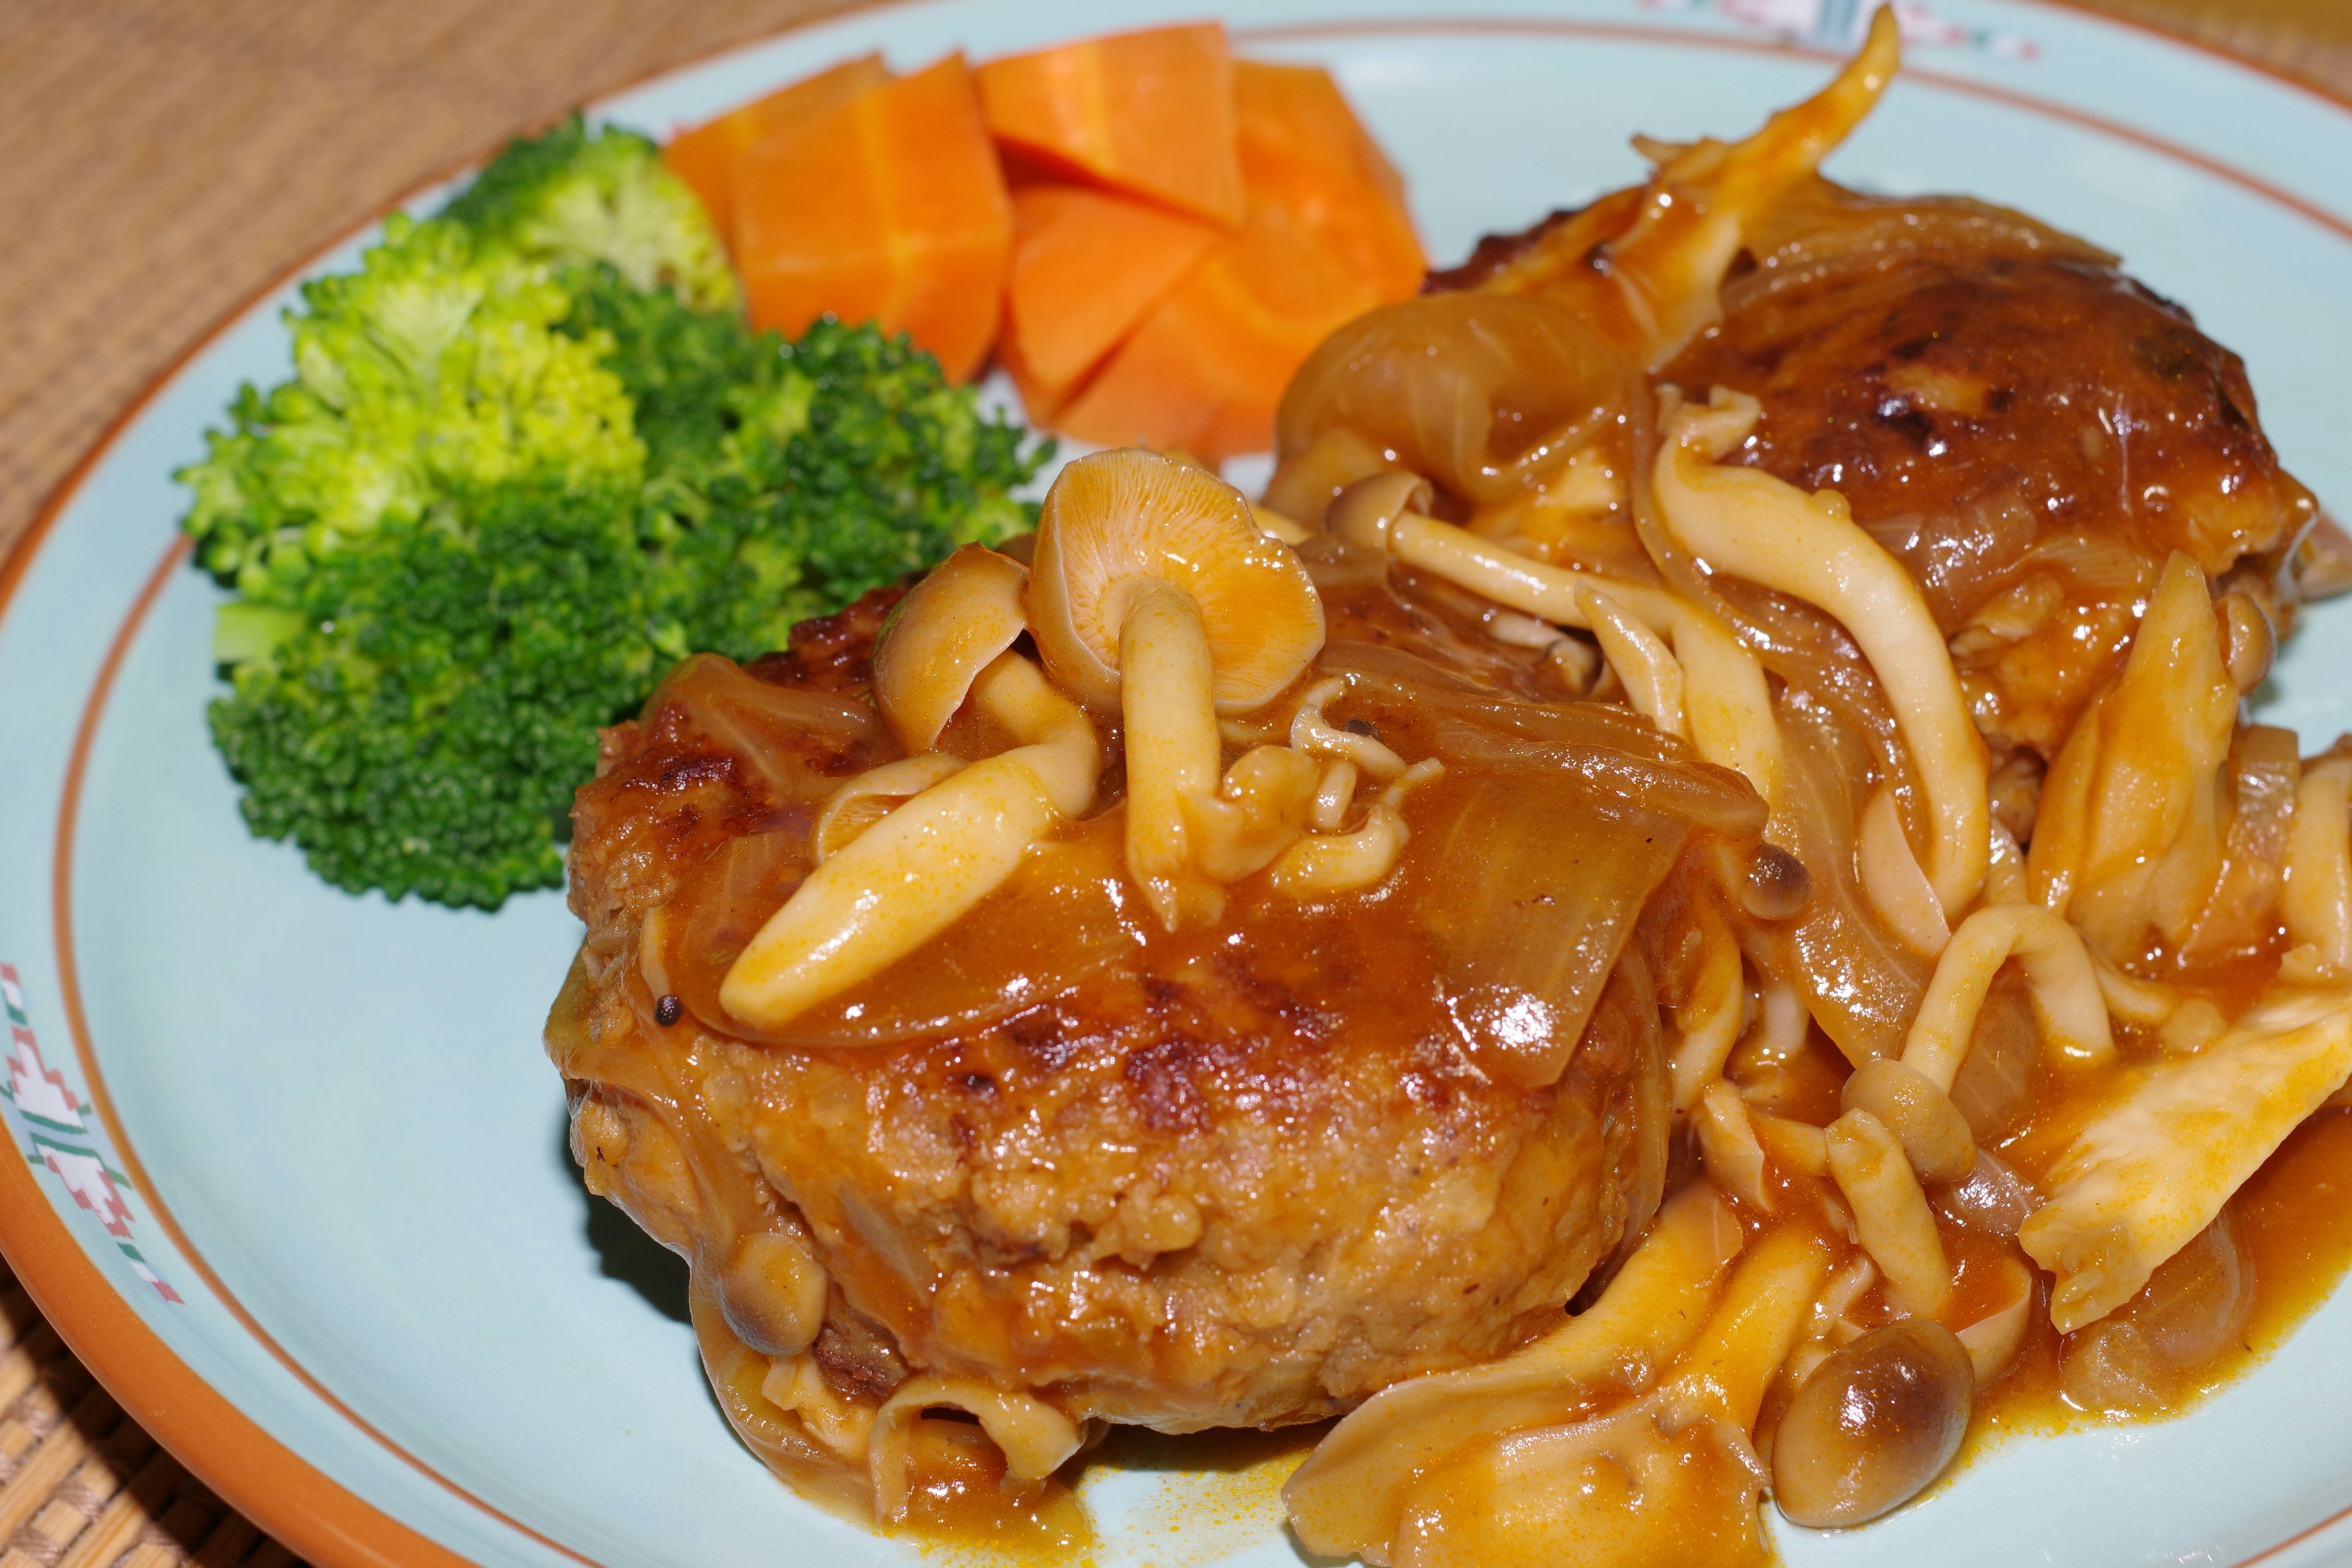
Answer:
0;1;2346;1563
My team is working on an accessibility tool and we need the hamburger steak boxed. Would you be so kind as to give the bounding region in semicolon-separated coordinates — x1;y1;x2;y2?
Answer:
549;546;1771;1512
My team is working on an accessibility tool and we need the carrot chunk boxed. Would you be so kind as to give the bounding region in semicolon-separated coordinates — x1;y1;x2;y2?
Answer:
1047;65;1422;462
1055;200;1382;465
663;54;890;247
977;23;1246;227
1006;186;1223;394
734;55;1011;382
993;311;1074;425
1233;61;1423;302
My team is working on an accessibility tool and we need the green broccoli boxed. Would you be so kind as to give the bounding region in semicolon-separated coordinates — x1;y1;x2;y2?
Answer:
183;214;643;600
558;264;1041;660
181;117;1049;909
442;113;740;314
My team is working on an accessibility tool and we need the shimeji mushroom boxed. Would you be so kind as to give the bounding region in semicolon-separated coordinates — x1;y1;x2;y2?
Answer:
866;1377;1084;1522
720;547;1101;1031
1283;1184;1747;1560
1773;1317;1973;1528
1344;1224;1831;1568
1825;1108;1953;1318
871;543;1031;752
1327;472;1683;635
1470;7;1901;370
1853;903;2116;1183
1028;449;1327;928
1327;473;1785;812
1654;387;1988;919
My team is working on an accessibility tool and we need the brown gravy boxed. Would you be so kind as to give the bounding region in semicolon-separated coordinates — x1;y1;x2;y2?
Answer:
903;1110;2352;1559
1974;1107;2352;1447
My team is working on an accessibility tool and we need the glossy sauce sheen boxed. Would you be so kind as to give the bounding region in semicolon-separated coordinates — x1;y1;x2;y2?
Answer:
1971;1107;2352;1445
904;1099;2352;1563
555;572;1776;1528
1669;199;2315;767
554;172;2352;1553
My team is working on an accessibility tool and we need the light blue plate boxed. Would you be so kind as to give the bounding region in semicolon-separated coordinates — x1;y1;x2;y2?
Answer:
5;1;2352;1564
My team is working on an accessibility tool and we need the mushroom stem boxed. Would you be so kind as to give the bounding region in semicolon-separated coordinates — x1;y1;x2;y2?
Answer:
1654;1224;1833;1438
1675;604;1784;815
869;1378;1083;1522
871;544;1031;753
1656;387;1989;917
2284;757;2352;968
1283;1183;1746;1562
812;753;969;862
1325;473;1804;810
1289;677;1408;778
1471;7;1899;369
1859;784;1950;957
1953;1256;2035;1383
719;652;1098;1029
981;650;1099;817
1183;745;1324;882
1391;510;1682;631
1578;584;1684;737
1270;758;1444;899
1826;1108;1954;1319
1120;579;1227;928
1901;904;2116;1090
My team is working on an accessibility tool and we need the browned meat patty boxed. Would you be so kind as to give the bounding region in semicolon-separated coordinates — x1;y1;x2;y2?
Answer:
1432;179;2320;793
549;564;1762;1472
1665;183;2320;764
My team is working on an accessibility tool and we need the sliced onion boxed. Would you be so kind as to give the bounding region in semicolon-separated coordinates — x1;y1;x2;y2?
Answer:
2058;1210;2255;1415
1776;700;1929;1065
1324;645;1768;839
1411;766;1691;1088
1315;660;1737;1090
658;653;888;805
662;815;1146;1049
1273;294;1638;507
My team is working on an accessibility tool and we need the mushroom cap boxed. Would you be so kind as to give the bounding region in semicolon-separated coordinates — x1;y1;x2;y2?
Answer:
1327;472;1435;554
872;544;1030;752
1028;449;1326;715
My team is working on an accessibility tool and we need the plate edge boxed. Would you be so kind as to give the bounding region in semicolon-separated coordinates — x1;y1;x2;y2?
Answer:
0;5;925;1562
0;1137;476;1568
4;3;2352;1567
2021;0;2352;122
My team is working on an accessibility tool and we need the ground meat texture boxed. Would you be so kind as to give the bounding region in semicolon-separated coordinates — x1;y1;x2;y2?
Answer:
554;586;1682;1444
1668;245;2317;758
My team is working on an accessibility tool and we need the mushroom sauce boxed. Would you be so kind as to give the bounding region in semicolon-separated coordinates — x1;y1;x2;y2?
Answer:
549;9;2352;1564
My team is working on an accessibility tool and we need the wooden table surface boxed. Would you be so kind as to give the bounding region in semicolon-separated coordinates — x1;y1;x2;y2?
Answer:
0;0;2346;1562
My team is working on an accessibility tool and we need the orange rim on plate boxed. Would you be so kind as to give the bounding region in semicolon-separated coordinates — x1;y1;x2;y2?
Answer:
3;7;2350;1565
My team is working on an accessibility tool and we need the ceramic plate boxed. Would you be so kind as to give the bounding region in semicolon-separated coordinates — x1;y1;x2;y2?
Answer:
7;1;2352;1564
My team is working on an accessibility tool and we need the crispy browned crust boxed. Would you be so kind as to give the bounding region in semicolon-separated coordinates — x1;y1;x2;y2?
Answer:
555;587;1676;1436
1668;236;2315;760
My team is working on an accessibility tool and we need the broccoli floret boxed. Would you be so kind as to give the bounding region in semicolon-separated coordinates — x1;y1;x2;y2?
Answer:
441;113;739;314
559;266;1041;658
184;214;642;600
179;124;1050;910
207;479;657;907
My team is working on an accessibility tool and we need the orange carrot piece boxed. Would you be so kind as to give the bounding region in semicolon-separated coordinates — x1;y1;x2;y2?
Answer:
1234;60;1425;302
734;55;1011;382
662;54;890;247
1006;186;1223;393
1234;61;1407;209
976;23;1246;227
1054;200;1382;464
993;312;1073;425
1046;66;1423;461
